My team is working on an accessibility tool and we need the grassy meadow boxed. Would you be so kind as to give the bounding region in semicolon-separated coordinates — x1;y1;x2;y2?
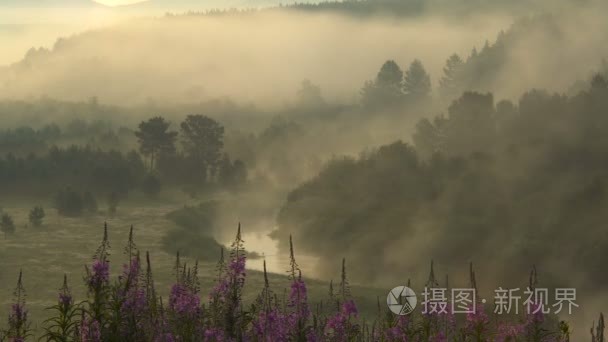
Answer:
0;193;383;337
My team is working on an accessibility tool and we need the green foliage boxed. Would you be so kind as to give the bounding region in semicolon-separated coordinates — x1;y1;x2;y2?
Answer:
162;228;224;261
141;173;162;198
163;201;224;259
276;81;608;287
1;213;16;237
403;59;431;101
54;188;96;217
106;192;120;215
166;201;218;234
439;54;465;101
0;146;145;196
179;114;225;182
28;206;45;227
135;117;178;170
361;60;405;109
41;276;79;342
218;154;248;190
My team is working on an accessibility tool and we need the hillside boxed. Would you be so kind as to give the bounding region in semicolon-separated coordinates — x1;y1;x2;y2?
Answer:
120;0;314;11
1;0;103;8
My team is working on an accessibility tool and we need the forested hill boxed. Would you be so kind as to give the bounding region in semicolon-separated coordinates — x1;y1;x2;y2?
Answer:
120;0;315;11
1;11;601;106
275;77;608;291
121;0;597;17
1;0;102;8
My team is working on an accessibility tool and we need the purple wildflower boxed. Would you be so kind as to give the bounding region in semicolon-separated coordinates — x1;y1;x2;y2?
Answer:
58;274;73;309
204;327;230;341
252;308;290;341
169;283;201;319
464;303;490;340
496;322;525;342
288;278;311;325
87;260;110;291
325;300;359;341
80;315;102;342
8;271;28;341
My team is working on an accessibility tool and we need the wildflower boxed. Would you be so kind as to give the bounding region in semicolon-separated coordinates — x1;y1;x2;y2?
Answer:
168;283;201;319
59;274;73;308
87;259;110;290
464;303;490;340
325;300;359;341
80;315;102;342
496;322;525;342
7;271;29;341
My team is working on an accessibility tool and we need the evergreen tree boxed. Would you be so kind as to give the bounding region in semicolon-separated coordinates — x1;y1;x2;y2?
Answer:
28;206;45;227
135;117;178;170
403;59;431;101
439;54;465;100
1;213;16;237
180;115;225;183
54;188;84;217
361;60;405;108
296;79;325;107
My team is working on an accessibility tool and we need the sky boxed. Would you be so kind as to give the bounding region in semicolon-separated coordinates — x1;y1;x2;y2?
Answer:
94;0;147;6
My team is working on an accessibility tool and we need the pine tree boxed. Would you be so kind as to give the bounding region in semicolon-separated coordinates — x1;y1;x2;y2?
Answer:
28;206;45;227
1;213;16;237
403;59;431;101
361;60;405;108
439;54;465;100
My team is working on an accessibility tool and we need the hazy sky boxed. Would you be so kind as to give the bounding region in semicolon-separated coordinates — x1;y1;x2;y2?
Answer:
94;0;146;6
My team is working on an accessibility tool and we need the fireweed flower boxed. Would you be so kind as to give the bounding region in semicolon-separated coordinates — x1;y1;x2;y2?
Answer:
525;302;548;341
58;274;72;306
87;259;110;291
496;322;525;342
80;315;102;342
154;332;177;342
58;292;72;308
325;299;359;341
288;278;311;327
526;302;546;325
169;283;201;319
0;226;585;342
252;308;290;341
464;303;490;340
7;271;29;341
119;257;147;316
204;327;230;341
8;303;28;337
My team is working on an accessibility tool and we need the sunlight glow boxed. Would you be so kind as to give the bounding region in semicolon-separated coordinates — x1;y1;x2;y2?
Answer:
94;0;148;6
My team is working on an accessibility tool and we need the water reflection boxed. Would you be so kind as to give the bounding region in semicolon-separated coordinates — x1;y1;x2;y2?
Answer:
230;231;319;278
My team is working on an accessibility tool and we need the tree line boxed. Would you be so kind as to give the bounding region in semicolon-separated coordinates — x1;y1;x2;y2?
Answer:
275;75;608;293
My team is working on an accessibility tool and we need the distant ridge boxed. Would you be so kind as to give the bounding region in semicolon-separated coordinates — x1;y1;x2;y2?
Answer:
1;0;105;8
120;0;312;11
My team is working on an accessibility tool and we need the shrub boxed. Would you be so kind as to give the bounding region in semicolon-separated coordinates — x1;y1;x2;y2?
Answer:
106;191;120;215
28;206;45;227
54;188;84;217
83;191;98;214
141;173;162;198
1;213;16;237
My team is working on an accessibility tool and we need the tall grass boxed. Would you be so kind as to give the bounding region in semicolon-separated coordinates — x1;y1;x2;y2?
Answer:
0;223;598;341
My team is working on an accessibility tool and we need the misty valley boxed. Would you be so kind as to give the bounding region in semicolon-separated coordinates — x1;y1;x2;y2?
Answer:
0;0;608;341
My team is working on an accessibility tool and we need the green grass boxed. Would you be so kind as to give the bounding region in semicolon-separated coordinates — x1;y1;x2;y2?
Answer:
0;194;384;337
